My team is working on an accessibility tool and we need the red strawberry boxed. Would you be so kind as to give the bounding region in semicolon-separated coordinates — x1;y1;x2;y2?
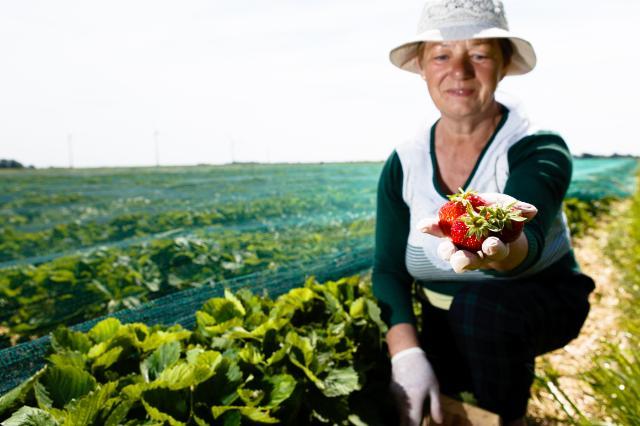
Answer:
438;202;467;236
449;208;492;252
481;204;527;243
438;188;488;236
495;218;525;243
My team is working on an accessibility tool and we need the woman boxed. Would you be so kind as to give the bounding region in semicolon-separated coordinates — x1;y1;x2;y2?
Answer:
372;1;595;425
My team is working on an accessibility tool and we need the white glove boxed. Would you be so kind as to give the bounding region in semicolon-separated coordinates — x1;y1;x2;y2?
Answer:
390;347;443;425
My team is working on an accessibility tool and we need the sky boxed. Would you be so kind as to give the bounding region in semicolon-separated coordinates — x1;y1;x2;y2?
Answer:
1;0;639;168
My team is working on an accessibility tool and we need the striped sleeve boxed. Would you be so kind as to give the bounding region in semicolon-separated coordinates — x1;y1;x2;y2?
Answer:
372;151;415;327
499;132;573;275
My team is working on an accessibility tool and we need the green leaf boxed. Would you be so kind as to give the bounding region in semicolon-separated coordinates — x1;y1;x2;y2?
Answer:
92;347;123;370
220;327;261;342
104;400;135;426
185;347;205;364
0;406;59;426
201;298;245;324
238;345;263;366
211;406;279;424
49;270;75;284
321;367;361;397
288;355;324;391
248;318;288;338
193;357;242;407
50;328;91;355
87;318;122;343
364;299;387;332
349;297;366;318
137;330;191;353
140;341;182;382
63;382;118;426
156;351;222;390
264;374;296;408
33;382;53;411
273;288;316;317
237;388;265;407
223;289;246;317
0;369;45;417
285;332;314;367
87;342;108;360
48;352;85;370
37;365;96;409
196;314;243;337
141;397;187;426
265;347;287;367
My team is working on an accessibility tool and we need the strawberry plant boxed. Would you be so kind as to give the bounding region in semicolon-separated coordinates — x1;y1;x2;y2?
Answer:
0;275;395;425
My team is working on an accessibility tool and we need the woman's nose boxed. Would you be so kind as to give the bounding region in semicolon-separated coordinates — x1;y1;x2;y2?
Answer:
450;56;474;79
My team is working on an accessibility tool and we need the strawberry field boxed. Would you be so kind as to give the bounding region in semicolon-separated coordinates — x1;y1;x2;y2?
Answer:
0;158;638;424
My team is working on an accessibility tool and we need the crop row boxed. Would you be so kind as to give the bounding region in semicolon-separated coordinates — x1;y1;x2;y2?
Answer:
0;164;379;229
0;190;374;263
0;218;374;346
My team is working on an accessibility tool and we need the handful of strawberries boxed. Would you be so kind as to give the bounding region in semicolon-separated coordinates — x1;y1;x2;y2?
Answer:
438;188;528;252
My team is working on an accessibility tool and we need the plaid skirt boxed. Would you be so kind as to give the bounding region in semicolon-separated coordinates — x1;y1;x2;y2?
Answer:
418;272;594;422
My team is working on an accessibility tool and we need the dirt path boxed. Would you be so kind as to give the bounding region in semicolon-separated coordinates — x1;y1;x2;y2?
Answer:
527;201;629;423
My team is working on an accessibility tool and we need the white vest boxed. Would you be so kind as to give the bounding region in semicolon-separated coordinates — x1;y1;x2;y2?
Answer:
396;103;572;292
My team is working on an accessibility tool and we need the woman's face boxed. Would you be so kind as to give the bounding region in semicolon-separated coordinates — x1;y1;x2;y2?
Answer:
419;39;508;121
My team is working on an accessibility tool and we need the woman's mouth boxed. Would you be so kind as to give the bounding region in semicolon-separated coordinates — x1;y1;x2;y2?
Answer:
446;89;474;97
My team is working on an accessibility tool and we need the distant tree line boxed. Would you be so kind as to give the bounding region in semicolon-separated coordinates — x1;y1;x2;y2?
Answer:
575;153;639;159
0;159;35;169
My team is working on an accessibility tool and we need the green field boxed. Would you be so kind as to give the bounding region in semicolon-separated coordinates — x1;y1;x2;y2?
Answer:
0;159;638;424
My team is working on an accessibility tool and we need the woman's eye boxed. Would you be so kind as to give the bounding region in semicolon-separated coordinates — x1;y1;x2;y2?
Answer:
472;54;488;61
434;55;448;61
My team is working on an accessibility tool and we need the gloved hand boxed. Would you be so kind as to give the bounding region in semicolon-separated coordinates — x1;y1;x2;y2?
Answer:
390;347;443;426
418;193;538;273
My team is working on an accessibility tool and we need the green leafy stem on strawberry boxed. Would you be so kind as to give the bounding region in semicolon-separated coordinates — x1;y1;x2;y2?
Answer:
438;188;528;252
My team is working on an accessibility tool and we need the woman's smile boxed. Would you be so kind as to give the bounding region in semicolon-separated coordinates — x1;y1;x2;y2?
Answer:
445;88;475;97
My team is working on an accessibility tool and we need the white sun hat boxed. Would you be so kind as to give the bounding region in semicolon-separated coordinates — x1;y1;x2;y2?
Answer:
389;0;536;76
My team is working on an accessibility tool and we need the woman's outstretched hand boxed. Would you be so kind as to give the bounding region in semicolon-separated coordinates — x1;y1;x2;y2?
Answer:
418;193;538;273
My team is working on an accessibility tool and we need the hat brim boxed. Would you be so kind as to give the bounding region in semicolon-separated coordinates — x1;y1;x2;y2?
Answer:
389;26;536;76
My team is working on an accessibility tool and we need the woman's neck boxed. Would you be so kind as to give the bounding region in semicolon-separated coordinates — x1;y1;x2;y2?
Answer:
436;102;503;149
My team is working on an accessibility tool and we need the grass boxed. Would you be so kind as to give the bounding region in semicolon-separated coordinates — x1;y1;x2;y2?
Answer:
582;174;640;424
529;174;640;424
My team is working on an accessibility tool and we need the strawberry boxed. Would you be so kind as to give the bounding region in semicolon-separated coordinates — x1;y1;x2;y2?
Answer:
481;203;527;243
438;188;488;236
449;208;492;252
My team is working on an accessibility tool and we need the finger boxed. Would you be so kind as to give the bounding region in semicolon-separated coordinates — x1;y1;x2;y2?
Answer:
482;236;510;261
429;390;443;424
513;201;538;220
479;192;516;205
437;240;457;261
417;217;446;238
449;250;482;273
